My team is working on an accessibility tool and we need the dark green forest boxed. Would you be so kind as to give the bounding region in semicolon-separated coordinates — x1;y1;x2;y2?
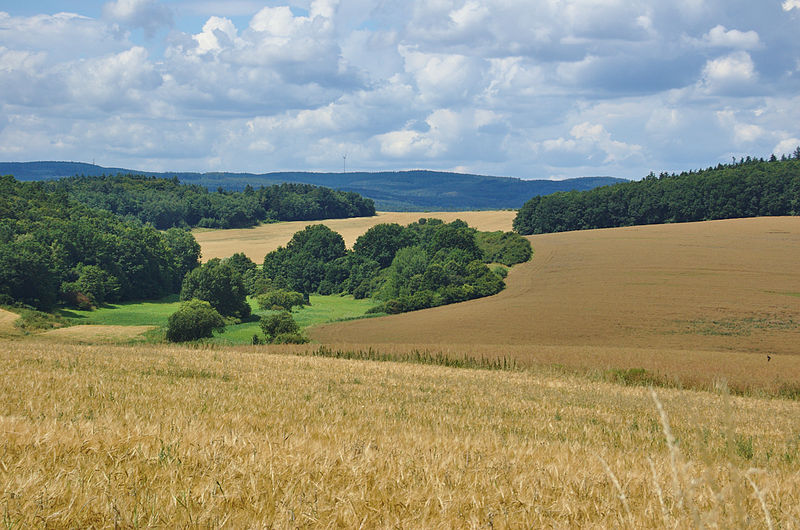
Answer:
258;219;532;314
513;152;800;235
45;174;375;229
0;176;201;310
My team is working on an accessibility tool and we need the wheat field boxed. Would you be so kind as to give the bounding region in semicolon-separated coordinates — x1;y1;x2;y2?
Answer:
311;217;800;392
193;210;516;262
1;340;798;527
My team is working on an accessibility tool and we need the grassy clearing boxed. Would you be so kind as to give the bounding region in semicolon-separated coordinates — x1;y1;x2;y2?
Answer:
59;295;182;327
1;340;798;527
214;294;378;344
52;294;377;345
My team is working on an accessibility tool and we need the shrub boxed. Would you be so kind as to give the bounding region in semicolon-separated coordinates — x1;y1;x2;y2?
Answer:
166;299;226;342
260;311;301;342
271;332;308;344
256;289;307;311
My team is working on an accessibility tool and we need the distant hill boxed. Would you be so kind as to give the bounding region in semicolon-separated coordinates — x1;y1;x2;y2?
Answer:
0;161;626;211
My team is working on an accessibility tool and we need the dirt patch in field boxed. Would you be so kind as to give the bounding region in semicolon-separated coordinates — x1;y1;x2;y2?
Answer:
0;309;19;335
39;325;155;343
311;217;800;360
194;210;516;262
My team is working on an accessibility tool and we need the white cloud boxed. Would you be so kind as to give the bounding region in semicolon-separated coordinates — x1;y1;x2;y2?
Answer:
699;51;757;95
193;16;239;54
103;0;173;36
703;25;760;50
773;138;800;156
782;0;800;11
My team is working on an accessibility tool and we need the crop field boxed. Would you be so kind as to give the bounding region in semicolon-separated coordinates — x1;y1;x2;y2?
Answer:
1;340;798;527
310;217;800;395
193;210;516;261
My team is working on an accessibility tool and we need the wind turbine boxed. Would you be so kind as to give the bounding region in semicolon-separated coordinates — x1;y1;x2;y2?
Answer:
342;153;347;174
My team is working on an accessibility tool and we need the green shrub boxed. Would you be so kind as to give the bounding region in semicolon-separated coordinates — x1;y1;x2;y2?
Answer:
166;299;226;342
260;311;301;342
271;332;308;344
256;289;307;311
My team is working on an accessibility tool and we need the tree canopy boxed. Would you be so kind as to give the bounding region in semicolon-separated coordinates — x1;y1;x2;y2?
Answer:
44;174;375;229
513;154;800;235
0;176;199;310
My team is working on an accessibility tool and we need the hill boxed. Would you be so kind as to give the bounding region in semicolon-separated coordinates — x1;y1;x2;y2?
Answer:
0;161;625;211
514;155;800;234
310;217;800;393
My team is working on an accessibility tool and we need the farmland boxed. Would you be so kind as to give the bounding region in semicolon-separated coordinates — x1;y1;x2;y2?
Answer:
2;214;800;526
310;216;800;395
193;210;517;261
1;340;798;527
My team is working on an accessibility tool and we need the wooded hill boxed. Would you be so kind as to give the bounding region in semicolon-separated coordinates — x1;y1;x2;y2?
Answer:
0;161;625;211
43;174;375;229
514;153;800;235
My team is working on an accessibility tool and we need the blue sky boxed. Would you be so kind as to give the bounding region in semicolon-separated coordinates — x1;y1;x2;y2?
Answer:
1;0;799;179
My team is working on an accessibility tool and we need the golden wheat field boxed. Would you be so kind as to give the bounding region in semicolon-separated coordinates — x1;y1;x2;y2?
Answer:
193;210;516;262
1;340;799;528
310;217;800;393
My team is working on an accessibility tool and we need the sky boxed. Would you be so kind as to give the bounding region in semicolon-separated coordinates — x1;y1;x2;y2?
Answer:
1;0;800;180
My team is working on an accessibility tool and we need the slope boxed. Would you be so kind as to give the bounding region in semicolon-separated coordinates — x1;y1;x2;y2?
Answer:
0;161;625;211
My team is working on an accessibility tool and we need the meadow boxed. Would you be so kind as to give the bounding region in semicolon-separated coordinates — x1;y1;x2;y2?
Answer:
27;294;379;345
1;340;798;527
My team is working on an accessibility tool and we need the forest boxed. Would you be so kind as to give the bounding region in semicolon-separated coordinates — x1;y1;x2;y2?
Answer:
0;176;201;310
45;174;376;229
257;219;531;314
513;152;800;234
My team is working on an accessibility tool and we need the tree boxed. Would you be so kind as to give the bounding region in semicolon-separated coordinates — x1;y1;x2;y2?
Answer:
179;258;251;318
256;289;307;311
163;228;201;288
353;223;417;268
165;299;225;342
259;311;306;343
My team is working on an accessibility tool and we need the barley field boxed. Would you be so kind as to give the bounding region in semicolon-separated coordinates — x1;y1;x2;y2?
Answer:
1;340;798;527
193;210;516;262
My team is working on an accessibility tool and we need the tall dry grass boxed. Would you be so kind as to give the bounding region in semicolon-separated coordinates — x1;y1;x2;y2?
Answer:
2;340;799;527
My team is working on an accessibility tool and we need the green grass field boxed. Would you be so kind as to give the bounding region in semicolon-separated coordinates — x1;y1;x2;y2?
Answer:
58;294;379;344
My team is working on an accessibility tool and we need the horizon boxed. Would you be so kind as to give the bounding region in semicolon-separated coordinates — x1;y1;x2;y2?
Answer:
1;1;799;180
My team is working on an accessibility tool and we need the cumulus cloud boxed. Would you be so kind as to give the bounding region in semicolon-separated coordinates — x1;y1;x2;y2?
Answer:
2;1;800;177
103;0;173;36
703;25;760;49
699;51;758;95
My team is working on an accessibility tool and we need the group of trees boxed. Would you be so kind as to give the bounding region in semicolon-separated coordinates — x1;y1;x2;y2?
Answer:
514;153;800;235
260;219;532;314
0;176;201;311
46;174;376;229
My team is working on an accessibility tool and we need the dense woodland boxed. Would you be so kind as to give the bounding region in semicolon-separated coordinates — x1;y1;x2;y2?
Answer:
513;152;800;234
0;176;201;310
257;220;531;314
45;174;375;229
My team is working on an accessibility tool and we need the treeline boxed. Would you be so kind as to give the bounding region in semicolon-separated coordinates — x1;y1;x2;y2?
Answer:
513;152;800;235
0;176;201;310
45;174;376;229
253;219;531;314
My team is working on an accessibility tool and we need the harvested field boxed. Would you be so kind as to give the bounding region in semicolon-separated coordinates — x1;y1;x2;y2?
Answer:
1;340;798;527
311;217;800;390
38;324;155;343
194;210;515;261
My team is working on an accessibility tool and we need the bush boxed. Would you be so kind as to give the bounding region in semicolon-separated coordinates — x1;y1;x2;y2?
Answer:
271;332;308;344
166;299;226;342
260;311;301;342
256;289;307;311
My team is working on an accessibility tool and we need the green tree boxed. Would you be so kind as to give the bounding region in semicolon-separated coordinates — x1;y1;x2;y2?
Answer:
165;299;225;342
163;227;201;288
259;311;306;343
353;223;417;268
180;258;251;318
256;289;307;311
